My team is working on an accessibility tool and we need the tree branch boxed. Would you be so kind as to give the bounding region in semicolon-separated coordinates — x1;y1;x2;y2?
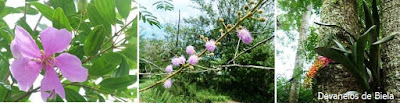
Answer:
227;35;274;64
139;0;267;92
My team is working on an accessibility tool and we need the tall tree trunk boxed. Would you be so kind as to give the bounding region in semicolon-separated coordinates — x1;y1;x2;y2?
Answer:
381;0;400;102
313;0;363;102
288;5;312;103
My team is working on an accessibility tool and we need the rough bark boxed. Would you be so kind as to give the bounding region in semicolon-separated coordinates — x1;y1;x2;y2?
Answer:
288;5;312;103
313;0;363;102
381;0;400;102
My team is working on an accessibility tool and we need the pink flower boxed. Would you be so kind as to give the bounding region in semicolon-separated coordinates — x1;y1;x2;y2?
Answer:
171;57;181;66
188;55;199;65
10;26;88;101
163;79;172;88
186;45;196;55
318;56;334;67
205;40;216;52
171;56;185;66
237;29;252;44
179;56;186;64
165;65;173;73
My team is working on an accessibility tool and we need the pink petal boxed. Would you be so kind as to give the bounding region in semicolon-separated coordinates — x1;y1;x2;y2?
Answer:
41;66;65;101
55;53;88;82
40;27;72;57
10;26;41;59
10;58;41;92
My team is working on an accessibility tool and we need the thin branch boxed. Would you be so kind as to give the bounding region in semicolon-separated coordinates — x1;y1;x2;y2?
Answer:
139;58;163;70
82;45;114;64
14;87;40;102
314;22;356;41
33;15;43;31
4;81;14;101
233;39;241;64
139;0;266;92
227;35;274;64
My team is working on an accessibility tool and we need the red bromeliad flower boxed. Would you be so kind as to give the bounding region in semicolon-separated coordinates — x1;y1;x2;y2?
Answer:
303;56;333;88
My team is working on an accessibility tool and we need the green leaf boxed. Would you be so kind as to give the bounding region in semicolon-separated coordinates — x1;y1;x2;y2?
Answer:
49;0;76;16
116;0;131;19
78;0;88;13
89;52;122;76
16;17;33;35
125;16;137;40
84;25;106;56
8;86;31;102
97;94;105;102
31;2;55;20
0;84;8;101
373;32;400;45
0;59;10;83
0;1;5;13
69;45;85;60
119;43;136;61
99;75;136;90
52;8;72;31
15;6;38;15
113;58;129;77
315;47;369;90
333;40;346;51
362;0;373;28
372;0;380;33
87;4;103;26
355;26;372;78
65;88;86;102
93;0;116;25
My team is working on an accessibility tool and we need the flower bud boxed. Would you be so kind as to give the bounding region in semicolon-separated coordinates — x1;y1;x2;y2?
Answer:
227;24;232;28
238;11;242;16
238;26;243;30
205;37;209;41
258;10;263;14
260;17;266;22
200;35;205;39
208;53;214;56
189;65;194;70
219;18;224;22
250;0;255;4
216;42;221;46
244;5;249;10
219;29;224;33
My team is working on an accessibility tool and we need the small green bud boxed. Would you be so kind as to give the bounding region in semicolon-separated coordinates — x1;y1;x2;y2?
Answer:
219;29;224;33
219;18;224;22
250;0;255;4
244;5;249;10
260;17;266;22
258;10;263;14
227;24;232;28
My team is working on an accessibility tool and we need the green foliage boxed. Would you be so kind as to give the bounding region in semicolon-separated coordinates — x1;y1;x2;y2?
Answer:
277;77;313;103
49;0;76;16
99;75;137;90
140;0;274;102
65;88;86;102
31;2;55;20
52;8;72;31
116;0;131;19
0;0;137;102
84;26;106;56
313;1;400;102
89;52;123;76
152;0;174;11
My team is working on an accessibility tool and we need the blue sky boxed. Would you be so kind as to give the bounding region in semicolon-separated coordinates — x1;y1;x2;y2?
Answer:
139;0;201;39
